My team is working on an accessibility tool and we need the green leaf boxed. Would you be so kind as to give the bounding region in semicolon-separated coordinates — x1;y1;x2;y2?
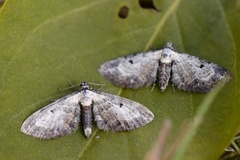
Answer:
0;0;239;160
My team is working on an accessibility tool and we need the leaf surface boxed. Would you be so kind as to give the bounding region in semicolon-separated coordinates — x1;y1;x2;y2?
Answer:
0;0;239;159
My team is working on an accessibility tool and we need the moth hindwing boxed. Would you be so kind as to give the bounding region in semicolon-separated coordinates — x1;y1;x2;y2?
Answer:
99;42;232;93
21;82;154;139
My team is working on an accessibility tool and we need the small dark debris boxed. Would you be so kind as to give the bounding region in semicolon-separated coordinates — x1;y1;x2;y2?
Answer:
139;0;160;12
118;6;129;19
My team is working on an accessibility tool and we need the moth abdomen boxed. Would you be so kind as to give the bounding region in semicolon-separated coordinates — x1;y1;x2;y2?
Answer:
157;62;171;92
81;102;93;138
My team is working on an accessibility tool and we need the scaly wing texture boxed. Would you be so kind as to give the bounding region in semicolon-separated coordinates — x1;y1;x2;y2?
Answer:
21;92;81;139
90;90;154;131
98;50;162;89
171;52;232;93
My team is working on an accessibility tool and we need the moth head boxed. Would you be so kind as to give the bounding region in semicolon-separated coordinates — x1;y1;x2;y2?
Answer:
164;41;175;51
80;82;90;90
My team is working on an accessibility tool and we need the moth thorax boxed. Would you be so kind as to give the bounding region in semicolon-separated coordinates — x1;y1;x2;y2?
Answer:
160;52;172;64
161;48;174;63
161;57;172;63
81;96;92;106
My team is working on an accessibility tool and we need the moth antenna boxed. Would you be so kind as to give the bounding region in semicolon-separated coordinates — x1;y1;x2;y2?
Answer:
88;82;105;90
68;81;74;86
58;81;84;91
88;81;105;86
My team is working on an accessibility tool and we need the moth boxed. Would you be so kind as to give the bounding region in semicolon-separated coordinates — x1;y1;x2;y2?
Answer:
21;82;154;139
98;42;232;93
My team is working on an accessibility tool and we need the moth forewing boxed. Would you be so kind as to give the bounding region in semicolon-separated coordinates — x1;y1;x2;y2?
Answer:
91;91;154;132
169;51;232;93
20;92;81;139
98;50;162;89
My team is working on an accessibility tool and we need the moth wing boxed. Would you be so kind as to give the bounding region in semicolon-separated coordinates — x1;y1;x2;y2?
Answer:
90;91;154;131
98;50;162;89
170;50;232;92
21;92;81;139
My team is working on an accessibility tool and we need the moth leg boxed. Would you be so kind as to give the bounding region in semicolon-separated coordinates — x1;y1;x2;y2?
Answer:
171;83;176;93
150;82;156;92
